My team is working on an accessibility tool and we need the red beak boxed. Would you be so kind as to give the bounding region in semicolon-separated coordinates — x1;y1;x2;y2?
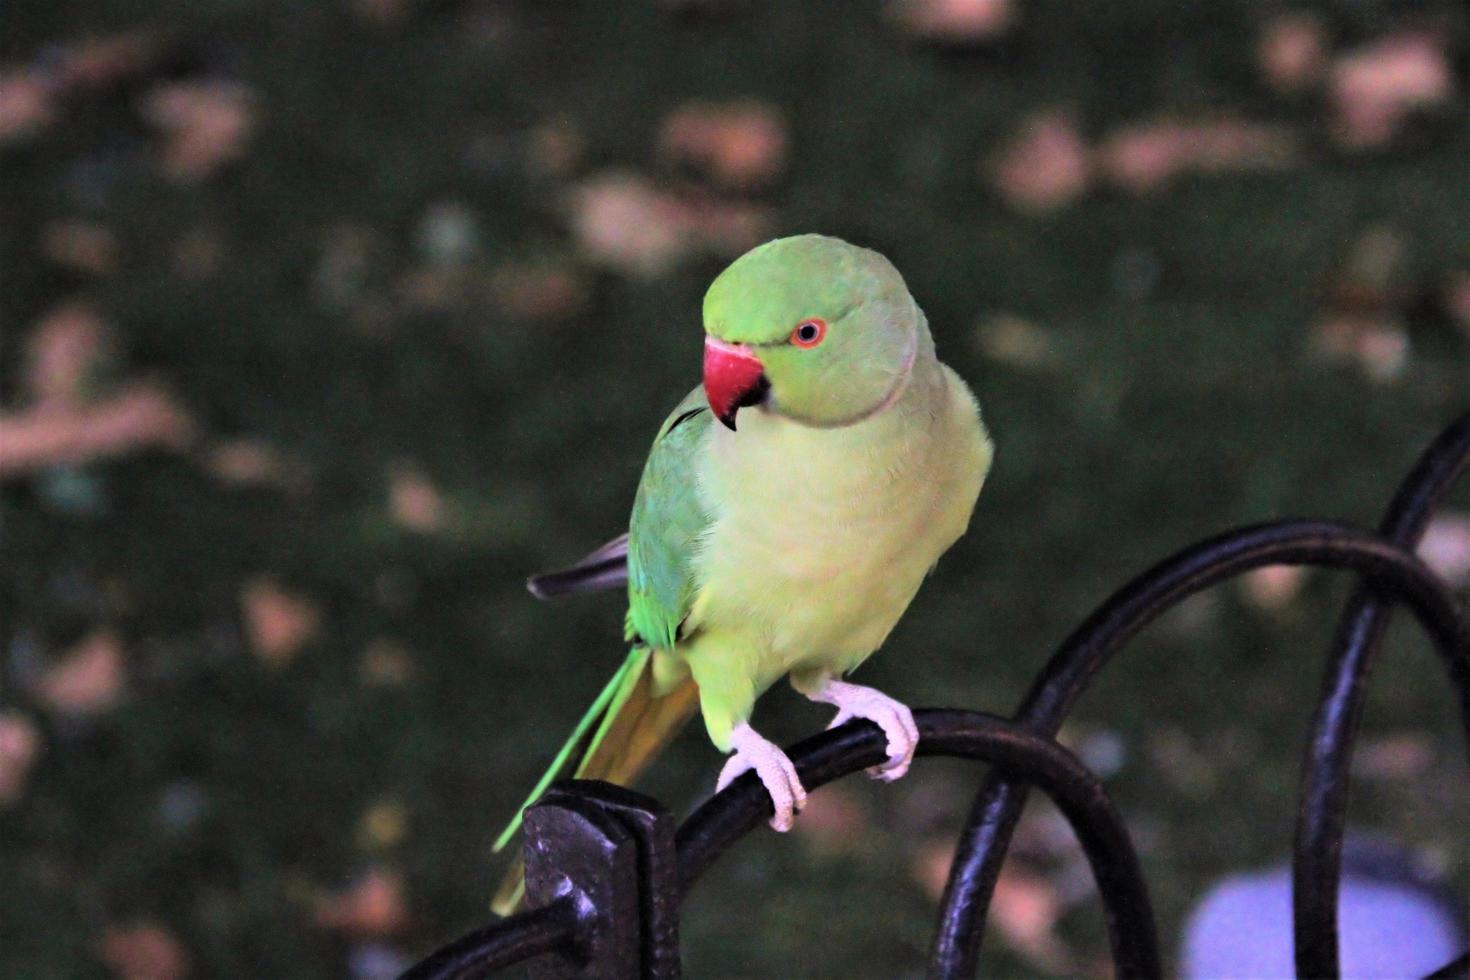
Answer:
703;336;767;430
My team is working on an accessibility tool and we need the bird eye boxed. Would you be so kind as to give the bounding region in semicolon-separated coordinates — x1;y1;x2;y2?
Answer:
791;318;826;348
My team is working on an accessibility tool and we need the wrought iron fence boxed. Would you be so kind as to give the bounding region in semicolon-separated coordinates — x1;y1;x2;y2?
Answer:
401;412;1470;980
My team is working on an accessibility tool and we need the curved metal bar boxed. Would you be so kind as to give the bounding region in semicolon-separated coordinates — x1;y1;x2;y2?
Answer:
930;518;1470;979
676;709;1162;979
1295;412;1470;978
400;897;579;980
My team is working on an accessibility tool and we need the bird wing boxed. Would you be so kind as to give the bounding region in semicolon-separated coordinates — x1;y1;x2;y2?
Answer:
624;385;712;651
524;388;712;631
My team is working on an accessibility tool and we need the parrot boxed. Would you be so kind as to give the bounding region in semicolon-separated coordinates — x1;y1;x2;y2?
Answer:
491;234;992;914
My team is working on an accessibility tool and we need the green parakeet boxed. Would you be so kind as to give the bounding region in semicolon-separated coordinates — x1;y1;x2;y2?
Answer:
492;234;992;913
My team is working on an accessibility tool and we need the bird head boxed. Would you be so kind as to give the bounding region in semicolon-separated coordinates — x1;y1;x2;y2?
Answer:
701;234;922;430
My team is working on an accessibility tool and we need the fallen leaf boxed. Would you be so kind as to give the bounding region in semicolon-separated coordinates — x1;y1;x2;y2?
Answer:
241;578;320;667
1353;322;1410;381
1096;122;1187;191
1354;732;1434;781
1257;12;1328;95
54;32;162;91
989;865;1076;974
0;70;57;144
38;629;126;718
1329;32;1455;151
658;100;787;190
1097;118;1299;195
357;798;409;851
316;868;410;937
886;0;1015;45
0;712;42;805
100;921;190;980
974;314;1053;368
1418;513;1470;587
567;172;688;278
1311;314;1411;383
674;190;772;257
912;836;957;902
1309;315;1362;359
24;301;113;408
489;262;591;321
914;838;1073;973
203;440;293;488
990;111;1092;212
1241;564;1308;610
0;382;197;477
792;781;870;855
140;81;254;181
359;639;415;687
40;220;119;276
388;465;444;532
567;171;771;278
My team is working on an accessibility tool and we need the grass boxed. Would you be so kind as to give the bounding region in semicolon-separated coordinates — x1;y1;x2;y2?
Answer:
2;1;1467;976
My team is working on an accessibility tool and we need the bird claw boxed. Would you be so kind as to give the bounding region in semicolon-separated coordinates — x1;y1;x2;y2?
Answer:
814;680;919;781
716;723;807;831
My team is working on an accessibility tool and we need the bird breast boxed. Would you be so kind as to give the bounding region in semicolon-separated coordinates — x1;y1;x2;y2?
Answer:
692;364;986;667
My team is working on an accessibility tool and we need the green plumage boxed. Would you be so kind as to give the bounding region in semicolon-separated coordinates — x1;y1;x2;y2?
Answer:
490;647;648;854
492;235;992;914
625;387;713;653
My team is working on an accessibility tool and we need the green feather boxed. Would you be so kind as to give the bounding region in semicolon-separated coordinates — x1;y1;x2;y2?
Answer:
490;386;713;884
625;386;712;652
490;647;649;853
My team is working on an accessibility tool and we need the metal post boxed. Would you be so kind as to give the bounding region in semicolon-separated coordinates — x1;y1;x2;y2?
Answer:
524;781;681;979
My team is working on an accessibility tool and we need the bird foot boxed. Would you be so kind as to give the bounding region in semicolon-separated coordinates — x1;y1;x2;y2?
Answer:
716;723;808;831
809;680;919;781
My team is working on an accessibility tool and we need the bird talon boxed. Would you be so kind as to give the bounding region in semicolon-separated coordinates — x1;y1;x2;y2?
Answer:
717;723;807;831
867;757;911;782
715;752;751;793
806;679;918;781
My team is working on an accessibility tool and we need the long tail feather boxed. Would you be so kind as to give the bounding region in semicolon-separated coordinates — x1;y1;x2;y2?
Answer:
490;648;699;915
491;648;646;854
526;533;629;599
490;853;526;917
573;665;699;786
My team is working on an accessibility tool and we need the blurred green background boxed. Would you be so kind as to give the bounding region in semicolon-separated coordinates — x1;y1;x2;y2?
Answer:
2;1;1468;977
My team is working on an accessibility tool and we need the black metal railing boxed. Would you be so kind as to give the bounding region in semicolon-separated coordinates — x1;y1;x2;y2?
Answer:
402;412;1470;980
